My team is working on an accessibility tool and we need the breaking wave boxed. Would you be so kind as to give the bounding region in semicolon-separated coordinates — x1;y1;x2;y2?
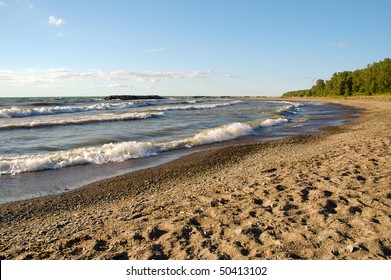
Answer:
0;111;164;129
0;101;140;118
0;117;287;175
153;100;242;112
0;100;241;119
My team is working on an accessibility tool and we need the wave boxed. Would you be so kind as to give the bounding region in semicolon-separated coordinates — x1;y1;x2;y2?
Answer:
0;117;287;175
0;141;161;175
154;100;242;112
276;102;302;114
0;100;241;119
0;101;242;129
0;112;164;129
0;101;142;118
248;117;289;129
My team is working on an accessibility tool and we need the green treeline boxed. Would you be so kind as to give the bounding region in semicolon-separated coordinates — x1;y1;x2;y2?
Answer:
282;58;391;97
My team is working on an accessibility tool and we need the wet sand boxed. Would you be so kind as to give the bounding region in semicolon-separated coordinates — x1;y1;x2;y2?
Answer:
0;97;390;260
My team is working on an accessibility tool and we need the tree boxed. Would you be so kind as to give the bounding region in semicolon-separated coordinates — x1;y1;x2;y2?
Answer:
282;58;391;97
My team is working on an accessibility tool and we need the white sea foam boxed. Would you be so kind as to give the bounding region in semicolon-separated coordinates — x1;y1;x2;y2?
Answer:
0;100;241;119
0;141;161;175
267;100;302;107
250;117;288;129
186;122;253;145
275;101;302;114
0;101;140;118
0;111;164;129
276;105;295;113
182;117;287;146
154;100;242;112
0;117;287;175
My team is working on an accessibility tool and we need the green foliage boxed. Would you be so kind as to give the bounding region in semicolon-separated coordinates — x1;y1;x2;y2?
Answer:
282;89;311;97
282;58;391;97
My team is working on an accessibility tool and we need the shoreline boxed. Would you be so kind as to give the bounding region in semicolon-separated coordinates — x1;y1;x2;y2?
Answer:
0;97;390;260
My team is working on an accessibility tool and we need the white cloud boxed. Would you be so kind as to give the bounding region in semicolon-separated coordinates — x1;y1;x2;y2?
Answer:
107;82;132;88
38;84;64;89
0;68;223;87
0;1;34;8
329;42;349;49
336;42;349;49
48;16;65;26
143;48;166;53
99;69;217;83
89;83;133;89
298;54;309;59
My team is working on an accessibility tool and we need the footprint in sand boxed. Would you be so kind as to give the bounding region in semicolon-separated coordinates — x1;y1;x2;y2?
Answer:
93;239;108;251
348;206;362;215
148;244;169;260
148;226;168;240
319;200;338;216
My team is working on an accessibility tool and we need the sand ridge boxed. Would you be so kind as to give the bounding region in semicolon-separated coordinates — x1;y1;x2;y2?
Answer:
0;98;390;260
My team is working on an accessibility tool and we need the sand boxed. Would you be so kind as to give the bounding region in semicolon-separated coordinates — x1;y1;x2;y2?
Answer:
0;97;390;260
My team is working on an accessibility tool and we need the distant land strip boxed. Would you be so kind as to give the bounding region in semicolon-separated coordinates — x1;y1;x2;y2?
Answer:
104;95;164;100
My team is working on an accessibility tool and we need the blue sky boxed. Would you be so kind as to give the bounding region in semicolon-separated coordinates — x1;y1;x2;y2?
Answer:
1;0;390;97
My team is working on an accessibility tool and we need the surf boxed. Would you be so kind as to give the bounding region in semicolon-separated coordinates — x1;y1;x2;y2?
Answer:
0;101;141;118
0;111;164;129
0;117;288;175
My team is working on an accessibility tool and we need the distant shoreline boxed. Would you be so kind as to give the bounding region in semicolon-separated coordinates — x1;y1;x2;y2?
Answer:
104;95;164;100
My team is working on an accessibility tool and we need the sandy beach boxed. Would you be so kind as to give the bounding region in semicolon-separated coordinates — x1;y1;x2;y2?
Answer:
0;97;390;260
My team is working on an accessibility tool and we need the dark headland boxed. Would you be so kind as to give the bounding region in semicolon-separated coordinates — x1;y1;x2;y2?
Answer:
104;95;164;100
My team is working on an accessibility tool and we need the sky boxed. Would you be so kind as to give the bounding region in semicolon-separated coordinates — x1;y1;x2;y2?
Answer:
0;0;390;97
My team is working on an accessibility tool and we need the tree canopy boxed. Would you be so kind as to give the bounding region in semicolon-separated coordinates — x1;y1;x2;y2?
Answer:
282;58;391;97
